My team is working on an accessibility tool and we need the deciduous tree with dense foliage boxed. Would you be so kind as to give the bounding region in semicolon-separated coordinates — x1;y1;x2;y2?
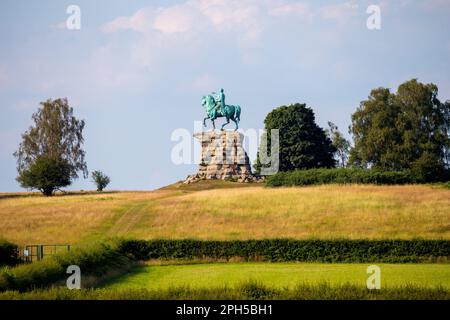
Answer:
14;98;87;196
349;79;450;177
255;103;336;173
91;170;111;192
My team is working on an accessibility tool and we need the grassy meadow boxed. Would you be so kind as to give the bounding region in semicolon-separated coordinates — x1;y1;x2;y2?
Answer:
1;181;449;300
2;262;449;300
100;262;450;290
0;182;449;245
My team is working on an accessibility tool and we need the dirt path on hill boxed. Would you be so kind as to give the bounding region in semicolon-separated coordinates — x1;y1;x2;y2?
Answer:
106;190;181;236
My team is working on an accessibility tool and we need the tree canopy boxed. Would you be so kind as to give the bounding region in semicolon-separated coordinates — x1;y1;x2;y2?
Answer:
91;170;111;192
349;79;450;172
14;98;87;195
257;103;336;173
16;156;72;196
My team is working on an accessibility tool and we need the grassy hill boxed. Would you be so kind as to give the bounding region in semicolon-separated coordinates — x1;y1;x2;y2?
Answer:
1;181;450;245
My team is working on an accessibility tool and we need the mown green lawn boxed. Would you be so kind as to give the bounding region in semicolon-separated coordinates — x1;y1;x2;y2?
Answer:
100;263;450;290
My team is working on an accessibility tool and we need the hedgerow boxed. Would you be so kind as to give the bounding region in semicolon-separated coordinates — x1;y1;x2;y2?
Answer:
266;168;450;187
118;239;450;263
0;239;19;267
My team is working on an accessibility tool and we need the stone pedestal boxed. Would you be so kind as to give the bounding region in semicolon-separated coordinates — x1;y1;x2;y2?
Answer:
184;131;263;183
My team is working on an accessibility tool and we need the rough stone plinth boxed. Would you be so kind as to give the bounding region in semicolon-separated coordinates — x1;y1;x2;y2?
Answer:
184;131;264;184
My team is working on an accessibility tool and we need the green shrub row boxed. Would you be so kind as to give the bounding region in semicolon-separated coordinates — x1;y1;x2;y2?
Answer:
118;239;450;263
0;240;20;267
266;168;450;187
0;240;131;292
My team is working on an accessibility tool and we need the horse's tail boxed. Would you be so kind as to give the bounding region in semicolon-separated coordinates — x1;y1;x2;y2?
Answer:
235;105;241;122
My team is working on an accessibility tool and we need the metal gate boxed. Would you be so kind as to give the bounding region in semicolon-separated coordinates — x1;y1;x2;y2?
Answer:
21;244;71;262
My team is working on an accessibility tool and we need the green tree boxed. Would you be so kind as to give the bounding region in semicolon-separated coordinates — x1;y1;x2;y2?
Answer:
350;79;450;174
326;122;351;167
256;103;336;173
91;170;111;192
14;98;87;196
410;152;445;182
17;156;72;196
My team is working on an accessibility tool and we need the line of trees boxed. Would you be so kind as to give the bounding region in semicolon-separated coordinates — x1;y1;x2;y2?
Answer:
14;79;450;195
350;79;450;180
256;79;450;181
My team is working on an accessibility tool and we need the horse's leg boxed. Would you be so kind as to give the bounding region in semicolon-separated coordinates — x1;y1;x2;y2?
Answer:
203;116;210;127
231;116;239;131
221;118;230;131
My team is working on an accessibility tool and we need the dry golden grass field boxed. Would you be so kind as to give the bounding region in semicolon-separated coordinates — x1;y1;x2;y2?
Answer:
1;181;449;245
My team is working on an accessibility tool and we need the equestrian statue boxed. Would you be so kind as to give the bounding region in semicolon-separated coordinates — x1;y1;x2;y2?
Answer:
202;88;241;131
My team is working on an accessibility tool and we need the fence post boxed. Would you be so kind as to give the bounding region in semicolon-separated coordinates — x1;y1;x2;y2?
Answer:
38;245;44;261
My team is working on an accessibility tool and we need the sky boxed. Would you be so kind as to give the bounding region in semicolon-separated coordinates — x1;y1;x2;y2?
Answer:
0;0;449;191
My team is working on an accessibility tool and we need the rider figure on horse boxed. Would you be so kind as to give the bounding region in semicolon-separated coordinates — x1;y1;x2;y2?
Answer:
215;88;225;115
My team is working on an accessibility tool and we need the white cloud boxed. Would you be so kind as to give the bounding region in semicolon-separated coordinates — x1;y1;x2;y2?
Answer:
319;1;359;25
102;4;204;35
95;0;367;88
269;2;311;18
192;0;262;32
99;0;321;68
101;0;365;41
1;1;371;103
101;7;156;33
102;0;311;41
153;4;198;34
